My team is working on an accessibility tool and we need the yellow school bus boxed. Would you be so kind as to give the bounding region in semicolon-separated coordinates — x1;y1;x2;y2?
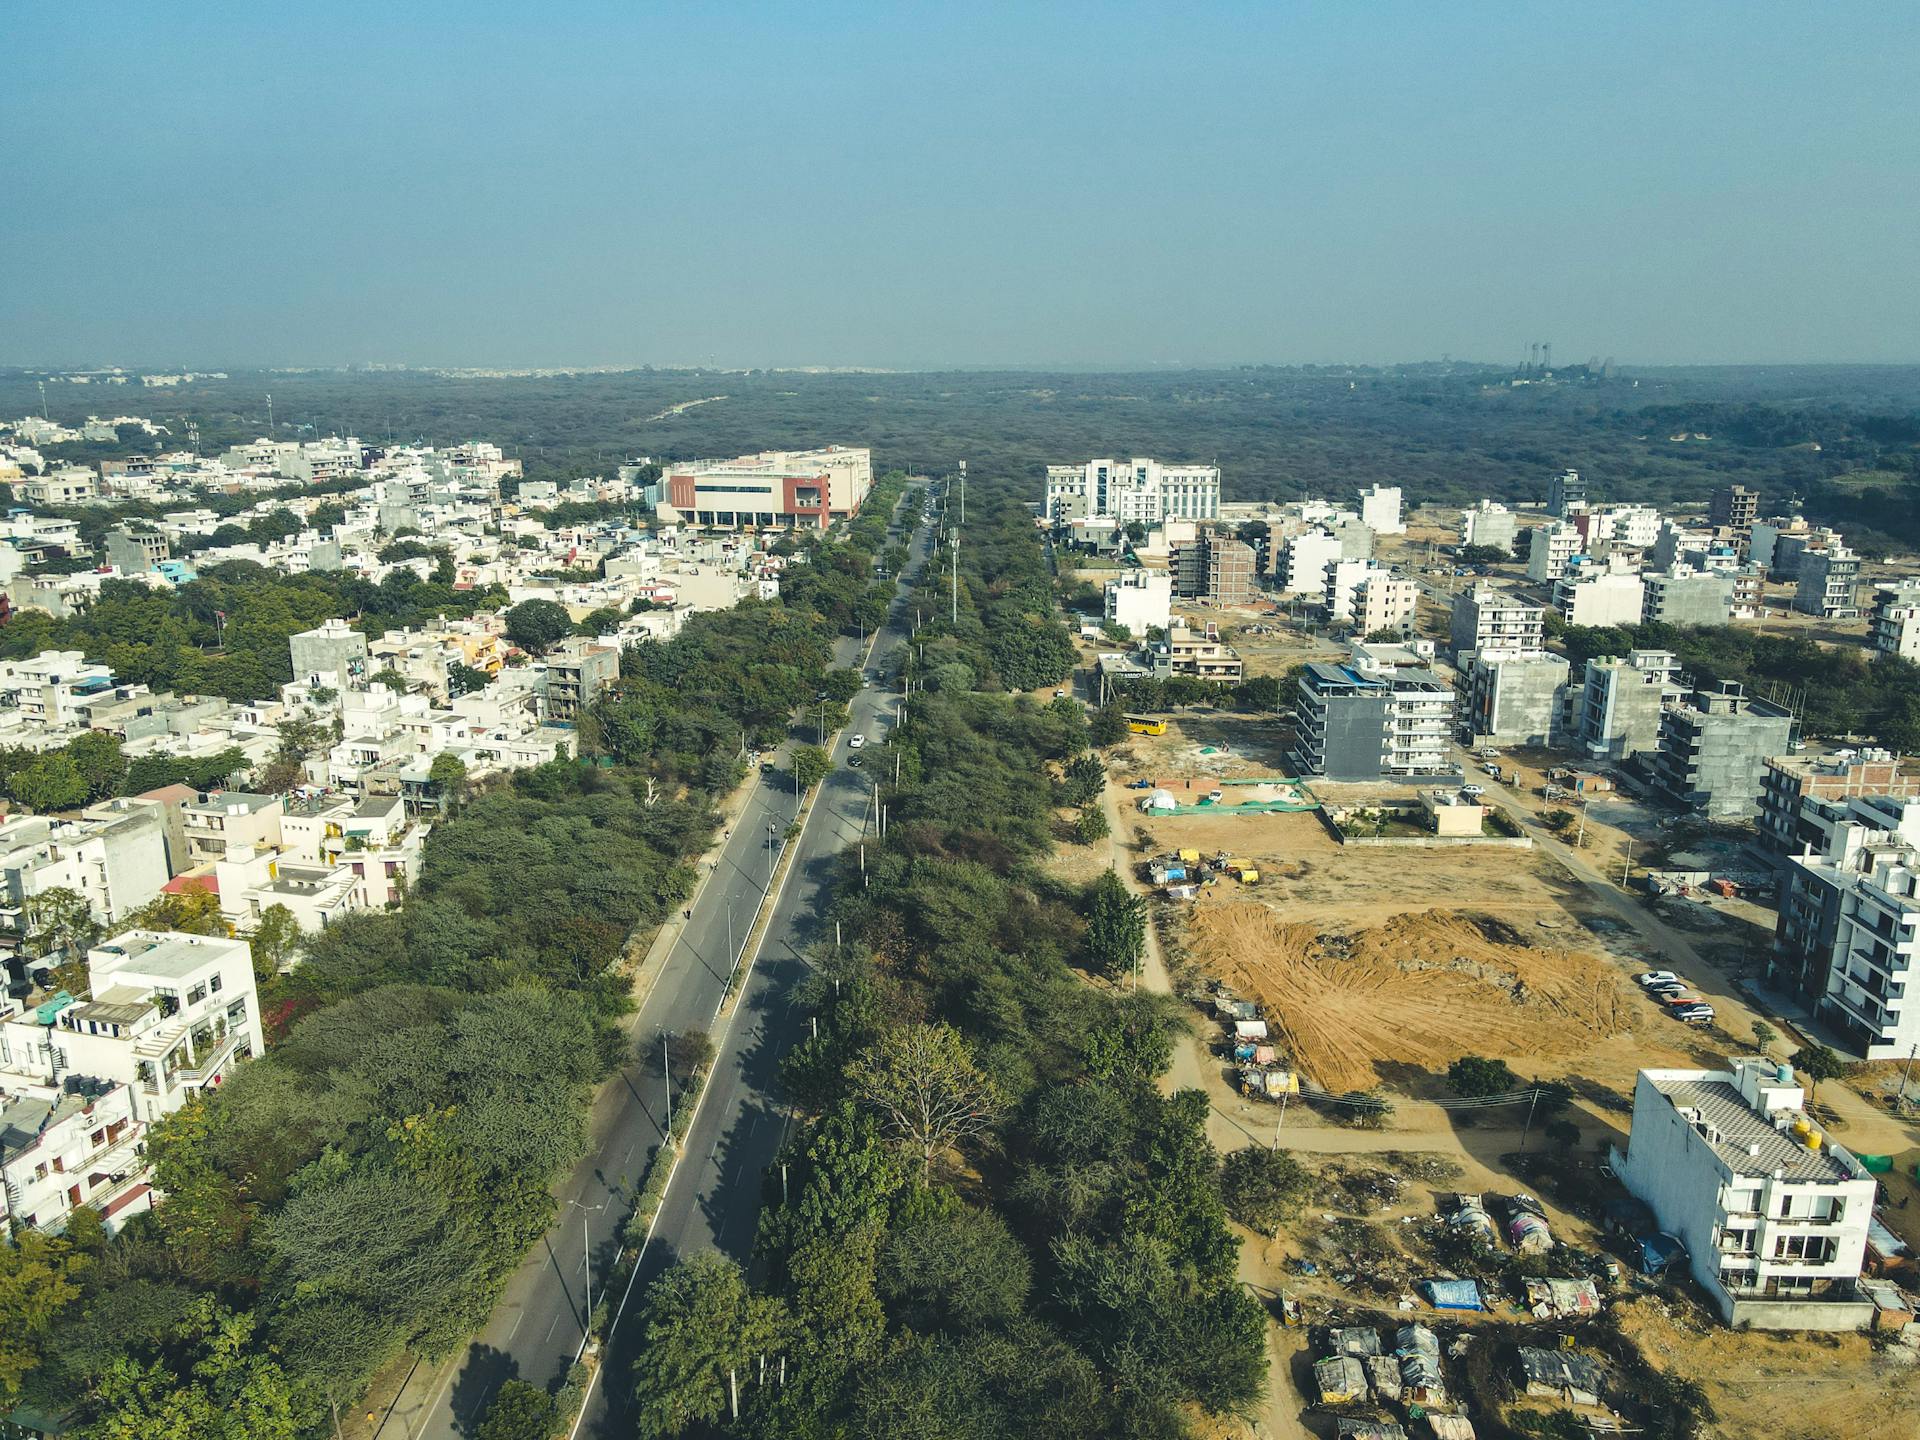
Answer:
1125;714;1167;736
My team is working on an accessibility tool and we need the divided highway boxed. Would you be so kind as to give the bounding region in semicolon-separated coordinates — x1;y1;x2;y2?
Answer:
388;493;935;1440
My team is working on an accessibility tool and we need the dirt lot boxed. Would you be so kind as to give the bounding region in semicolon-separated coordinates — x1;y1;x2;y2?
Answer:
1190;903;1638;1094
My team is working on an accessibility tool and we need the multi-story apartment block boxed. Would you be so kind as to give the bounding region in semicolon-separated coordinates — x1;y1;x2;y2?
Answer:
660;446;873;529
1351;571;1417;637
1552;571;1644;629
1449;587;1544;657
0;1073;148;1235
1868;579;1920;661
1642;567;1735;628
1357;484;1404;535
0;652;117;730
181;791;284;866
541;637;621;725
1526;522;1582;582
1275;529;1343;596
1289;653;1452;781
1170;535;1256;606
1749;516;1810;576
18;467;99;507
1457;500;1518;555
1577;649;1684;762
1795;545;1861;619
1546;468;1588;517
1709;484;1760;532
0;930;262;1125
1650;683;1795;820
0;807;170;947
1774;814;1920;1061
1459;651;1571;748
1043;458;1220;526
1614;1059;1878;1329
1103;571;1173;635
1758;751;1918;859
290;617;371;685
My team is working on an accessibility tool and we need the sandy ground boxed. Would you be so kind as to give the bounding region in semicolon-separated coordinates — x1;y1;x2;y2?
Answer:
1190;903;1638;1094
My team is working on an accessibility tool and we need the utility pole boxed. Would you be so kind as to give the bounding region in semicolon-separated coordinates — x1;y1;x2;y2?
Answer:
266;392;274;434
1620;839;1634;888
663;1033;672;1131
1518;1085;1541;1153
1272;1085;1290;1148
951;530;959;625
958;460;966;525
1896;1043;1920;1112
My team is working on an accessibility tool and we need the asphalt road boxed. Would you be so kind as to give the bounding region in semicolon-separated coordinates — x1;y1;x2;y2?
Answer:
390;494;933;1440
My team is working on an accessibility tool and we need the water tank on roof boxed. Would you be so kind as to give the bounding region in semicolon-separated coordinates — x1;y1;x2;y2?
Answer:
1776;1062;1793;1084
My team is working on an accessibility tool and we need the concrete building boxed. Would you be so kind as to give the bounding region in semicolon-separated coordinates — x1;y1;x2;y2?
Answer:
1526;522;1582;582
1868;579;1920;661
1457;500;1518;555
103;526;169;575
540;637;621;725
1163;624;1244;682
1358;484;1404;536
1043;458;1220;526
1650;683;1795;820
181;791;284;866
0;806;170;943
1775;817;1920;1061
1577;650;1684;762
1613;1059;1877;1329
0;652;117;731
660;446;872;529
1351;571;1418;638
1459;651;1572;747
1750;516;1809;575
1171;535;1256;607
1289;655;1453;781
289;617;370;686
1709;484;1760;532
0;930;263;1126
1103;571;1173;636
0;1071;149;1235
1795;545;1861;619
1757;751;1918;859
1276;529;1343;596
1449;588;1544;657
1552;571;1645;629
1546;468;1588;517
1641;568;1735;628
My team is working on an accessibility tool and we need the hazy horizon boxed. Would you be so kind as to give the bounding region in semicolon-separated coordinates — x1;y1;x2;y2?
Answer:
4;3;1916;371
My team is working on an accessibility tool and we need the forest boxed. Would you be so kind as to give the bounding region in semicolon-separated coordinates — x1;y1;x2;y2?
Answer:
622;480;1266;1439
7;363;1918;550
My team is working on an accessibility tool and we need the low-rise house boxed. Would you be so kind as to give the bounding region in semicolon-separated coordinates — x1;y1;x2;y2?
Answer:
0;1074;148;1235
181;790;284;866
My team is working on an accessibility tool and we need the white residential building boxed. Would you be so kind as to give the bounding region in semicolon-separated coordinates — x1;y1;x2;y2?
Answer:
1352;570;1418;637
1357;484;1405;535
0;930;262;1126
1448;587;1544;657
1868;579;1920;661
1614;1059;1878;1329
0;652;117;731
1457;500;1518;555
1043;458;1221;526
1526;522;1583;582
0;1073;148;1235
1552;571;1646;628
1276;529;1343;596
0;806;171;942
1103;571;1173;635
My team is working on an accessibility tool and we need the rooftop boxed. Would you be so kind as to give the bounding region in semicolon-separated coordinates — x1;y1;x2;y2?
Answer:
92;930;241;983
1650;1076;1856;1182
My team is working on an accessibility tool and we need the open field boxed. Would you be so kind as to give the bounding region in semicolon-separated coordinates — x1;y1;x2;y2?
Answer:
1190;903;1637;1093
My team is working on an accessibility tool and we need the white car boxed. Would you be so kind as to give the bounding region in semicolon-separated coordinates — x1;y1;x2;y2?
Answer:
1459;784;1485;799
1635;970;1680;988
849;734;866;750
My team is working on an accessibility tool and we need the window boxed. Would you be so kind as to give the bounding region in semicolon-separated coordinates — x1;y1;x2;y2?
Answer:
210;973;223;994
1774;1234;1839;1264
187;983;207;1005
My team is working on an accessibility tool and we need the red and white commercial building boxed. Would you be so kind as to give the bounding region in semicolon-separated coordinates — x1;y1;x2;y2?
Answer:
660;446;872;530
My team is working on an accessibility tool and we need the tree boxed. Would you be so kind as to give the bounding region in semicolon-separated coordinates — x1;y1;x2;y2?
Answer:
1072;806;1109;846
248;904;302;982
476;1380;557;1440
1088;704;1127;746
23;885;101;966
848;1023;999;1183
370;667;410;691
821;667;863;703
789;744;830;793
1545;1119;1582;1152
1235;675;1281;710
66;729;128;800
83;1297;304;1440
428;752;468;807
1791;1043;1847;1106
447;661;492;697
505;598;573;655
1084;869;1147;982
11;754;88;813
1219;1146;1306;1235
1446;1055;1519;1098
631;1253;789;1435
665;1026;714;1076
879;1197;1031;1332
1060;753;1104;807
1751;1020;1777;1056
0;1231;85;1405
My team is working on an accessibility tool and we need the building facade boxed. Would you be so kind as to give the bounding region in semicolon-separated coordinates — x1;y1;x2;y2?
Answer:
1449;588;1544;657
1757;752;1917;858
1103;571;1173;635
1043;458;1220;526
1868;579;1920;661
1795;545;1861;619
1641;568;1735;628
1649;683;1795;820
1289;657;1452;781
1458;500;1518;555
1577;650;1684;762
662;446;873;530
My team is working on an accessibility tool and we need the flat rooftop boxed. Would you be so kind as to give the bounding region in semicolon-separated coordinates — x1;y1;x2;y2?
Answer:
1652;1076;1855;1183
93;931;236;982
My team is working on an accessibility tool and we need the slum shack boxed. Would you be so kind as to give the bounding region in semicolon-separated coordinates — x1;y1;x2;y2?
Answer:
1515;1347;1606;1408
1395;1324;1447;1407
1337;1422;1410;1440
1331;1326;1383;1358
1419;1278;1484;1311
1423;1416;1476;1440
1314;1355;1369;1406
1524;1277;1601;1319
1443;1192;1496;1246
1365;1354;1402;1402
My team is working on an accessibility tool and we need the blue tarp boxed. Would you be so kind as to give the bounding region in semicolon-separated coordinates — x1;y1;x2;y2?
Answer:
1637;1232;1687;1275
1420;1278;1484;1310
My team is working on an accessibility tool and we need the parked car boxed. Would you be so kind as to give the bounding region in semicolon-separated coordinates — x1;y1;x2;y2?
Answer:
1671;1004;1715;1025
1660;993;1708;1010
1460;784;1485;799
1635;971;1680;988
759;761;775;773
849;755;863;768
1128;779;1153;789
1053;689;1067;698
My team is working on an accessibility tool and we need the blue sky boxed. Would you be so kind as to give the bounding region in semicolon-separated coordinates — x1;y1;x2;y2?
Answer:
3;2;1915;368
